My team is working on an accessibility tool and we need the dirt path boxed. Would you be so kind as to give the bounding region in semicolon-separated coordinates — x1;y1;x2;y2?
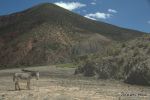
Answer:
0;66;150;100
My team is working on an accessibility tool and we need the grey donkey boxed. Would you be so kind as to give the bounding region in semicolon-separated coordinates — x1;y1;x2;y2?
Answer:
13;69;39;90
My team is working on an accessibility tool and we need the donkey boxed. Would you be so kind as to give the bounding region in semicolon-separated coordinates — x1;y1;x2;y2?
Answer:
13;69;39;90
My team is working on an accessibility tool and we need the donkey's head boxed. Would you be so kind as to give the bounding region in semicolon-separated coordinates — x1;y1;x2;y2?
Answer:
31;71;39;80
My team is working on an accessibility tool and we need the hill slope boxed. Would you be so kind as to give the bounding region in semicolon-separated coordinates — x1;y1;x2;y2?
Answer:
0;3;146;67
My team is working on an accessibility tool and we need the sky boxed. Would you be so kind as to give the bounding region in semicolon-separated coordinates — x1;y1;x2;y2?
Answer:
0;0;150;33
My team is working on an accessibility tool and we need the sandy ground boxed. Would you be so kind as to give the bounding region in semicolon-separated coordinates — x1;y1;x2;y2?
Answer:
0;66;150;100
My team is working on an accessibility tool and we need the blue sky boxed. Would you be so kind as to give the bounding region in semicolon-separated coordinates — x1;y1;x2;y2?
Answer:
0;0;150;33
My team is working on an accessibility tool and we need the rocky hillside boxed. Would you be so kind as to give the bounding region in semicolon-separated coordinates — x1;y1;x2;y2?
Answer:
0;3;146;68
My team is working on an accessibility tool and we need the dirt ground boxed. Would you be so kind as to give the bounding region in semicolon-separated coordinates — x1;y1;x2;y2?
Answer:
0;66;150;100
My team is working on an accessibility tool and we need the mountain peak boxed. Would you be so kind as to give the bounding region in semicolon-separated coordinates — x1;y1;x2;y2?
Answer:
22;3;60;13
32;3;57;9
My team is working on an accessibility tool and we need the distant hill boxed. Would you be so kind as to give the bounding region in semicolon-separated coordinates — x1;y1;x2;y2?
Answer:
0;3;146;67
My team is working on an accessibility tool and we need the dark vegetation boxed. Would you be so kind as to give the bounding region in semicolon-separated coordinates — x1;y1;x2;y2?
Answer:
76;35;150;85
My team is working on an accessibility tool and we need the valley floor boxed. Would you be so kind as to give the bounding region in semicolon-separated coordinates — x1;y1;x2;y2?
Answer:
0;66;150;100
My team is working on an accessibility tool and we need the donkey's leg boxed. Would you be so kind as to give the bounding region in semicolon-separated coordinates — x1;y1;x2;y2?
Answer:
27;80;31;90
17;82;21;90
15;82;18;90
27;81;29;89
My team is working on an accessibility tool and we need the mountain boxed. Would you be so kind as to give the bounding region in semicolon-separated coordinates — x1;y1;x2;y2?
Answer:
0;3;146;67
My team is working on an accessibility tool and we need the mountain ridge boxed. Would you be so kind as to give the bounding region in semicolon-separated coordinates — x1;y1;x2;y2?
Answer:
0;3;146;41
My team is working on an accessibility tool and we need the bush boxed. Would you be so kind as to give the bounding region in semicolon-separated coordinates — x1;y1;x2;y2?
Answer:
74;60;97;77
124;62;150;85
74;65;84;75
83;61;97;77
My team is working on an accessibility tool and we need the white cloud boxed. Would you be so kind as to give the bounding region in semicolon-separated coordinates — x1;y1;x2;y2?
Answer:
54;1;86;11
108;9;117;13
91;2;96;5
85;15;96;20
85;12;112;20
148;20;150;24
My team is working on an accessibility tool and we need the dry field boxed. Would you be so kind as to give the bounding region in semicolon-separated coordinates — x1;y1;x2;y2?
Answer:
0;66;150;100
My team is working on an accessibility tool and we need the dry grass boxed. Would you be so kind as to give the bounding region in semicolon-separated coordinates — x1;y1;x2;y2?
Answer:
0;66;150;100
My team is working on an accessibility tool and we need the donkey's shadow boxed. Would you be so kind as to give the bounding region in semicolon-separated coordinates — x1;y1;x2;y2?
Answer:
7;88;33;91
